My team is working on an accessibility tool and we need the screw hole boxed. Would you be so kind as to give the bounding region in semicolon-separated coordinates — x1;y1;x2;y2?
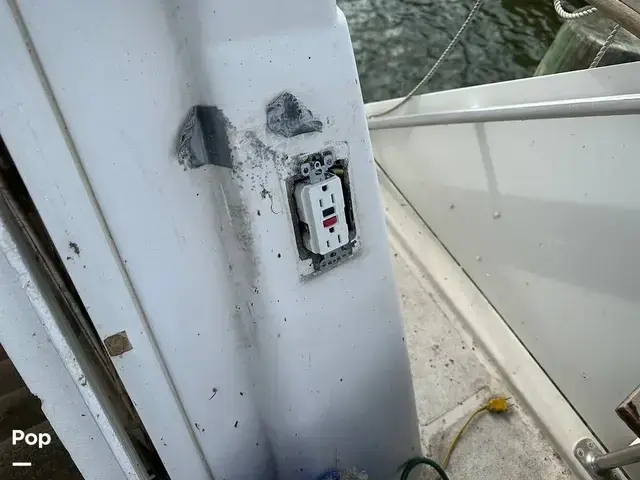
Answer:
577;448;584;457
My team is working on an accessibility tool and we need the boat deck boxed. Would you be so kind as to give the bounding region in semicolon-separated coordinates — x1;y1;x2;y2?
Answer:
384;174;576;479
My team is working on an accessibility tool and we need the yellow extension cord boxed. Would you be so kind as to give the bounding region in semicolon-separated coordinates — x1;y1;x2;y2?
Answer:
441;395;511;469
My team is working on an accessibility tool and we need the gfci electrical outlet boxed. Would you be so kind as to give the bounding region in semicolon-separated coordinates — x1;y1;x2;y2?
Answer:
288;148;357;274
295;175;349;255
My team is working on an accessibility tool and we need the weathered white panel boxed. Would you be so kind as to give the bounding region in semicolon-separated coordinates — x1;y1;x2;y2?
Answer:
0;2;223;478
1;0;419;478
0;200;145;480
369;62;640;474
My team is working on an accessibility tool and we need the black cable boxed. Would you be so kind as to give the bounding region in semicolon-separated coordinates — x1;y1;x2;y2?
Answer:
400;456;451;480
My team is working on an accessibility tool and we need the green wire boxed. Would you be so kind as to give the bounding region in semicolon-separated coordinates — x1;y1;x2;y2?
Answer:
400;456;451;480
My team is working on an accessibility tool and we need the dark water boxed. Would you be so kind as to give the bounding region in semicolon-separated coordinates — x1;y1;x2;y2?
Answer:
338;0;573;102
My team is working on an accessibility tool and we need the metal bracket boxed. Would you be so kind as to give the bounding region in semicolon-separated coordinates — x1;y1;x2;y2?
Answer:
299;150;335;184
574;438;626;480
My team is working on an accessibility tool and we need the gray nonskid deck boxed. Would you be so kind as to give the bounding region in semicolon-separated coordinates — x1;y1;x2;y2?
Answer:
390;241;575;479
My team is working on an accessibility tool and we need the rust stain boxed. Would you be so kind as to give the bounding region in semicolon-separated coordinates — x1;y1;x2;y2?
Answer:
103;331;133;357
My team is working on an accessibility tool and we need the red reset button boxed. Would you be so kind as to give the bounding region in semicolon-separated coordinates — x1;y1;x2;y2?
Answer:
323;216;338;228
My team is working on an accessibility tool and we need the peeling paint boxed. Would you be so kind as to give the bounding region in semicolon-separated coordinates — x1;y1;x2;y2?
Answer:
68;241;80;256
266;92;322;138
177;105;233;169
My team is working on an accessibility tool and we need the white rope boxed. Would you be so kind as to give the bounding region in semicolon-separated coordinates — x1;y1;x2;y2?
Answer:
369;0;484;118
589;23;621;67
553;0;597;20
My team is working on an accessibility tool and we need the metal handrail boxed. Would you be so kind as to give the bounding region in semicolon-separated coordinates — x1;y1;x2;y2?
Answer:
592;443;640;472
367;94;640;131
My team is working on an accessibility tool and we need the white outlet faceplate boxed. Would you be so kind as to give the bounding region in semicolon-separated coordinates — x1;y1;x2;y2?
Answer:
295;175;349;255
